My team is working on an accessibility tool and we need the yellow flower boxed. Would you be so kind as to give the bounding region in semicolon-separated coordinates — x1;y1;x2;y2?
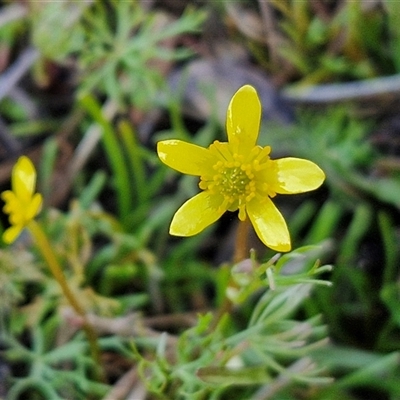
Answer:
157;85;325;252
1;156;43;244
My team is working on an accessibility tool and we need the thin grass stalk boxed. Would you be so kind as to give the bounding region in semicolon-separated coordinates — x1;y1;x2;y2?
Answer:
79;94;132;223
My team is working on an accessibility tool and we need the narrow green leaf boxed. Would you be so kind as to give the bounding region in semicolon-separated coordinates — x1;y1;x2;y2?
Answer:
79;94;132;223
197;366;271;386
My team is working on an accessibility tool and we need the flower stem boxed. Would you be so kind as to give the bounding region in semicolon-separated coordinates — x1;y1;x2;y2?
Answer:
210;219;251;330
233;219;251;264
27;220;104;380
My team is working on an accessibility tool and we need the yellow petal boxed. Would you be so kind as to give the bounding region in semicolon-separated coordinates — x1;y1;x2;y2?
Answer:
157;140;218;176
226;85;261;154
170;191;225;236
9;212;24;225
1;191;18;213
1;190;13;202
12;156;37;203
247;197;291;252
2;224;23;244
26;193;43;220
274;158;325;194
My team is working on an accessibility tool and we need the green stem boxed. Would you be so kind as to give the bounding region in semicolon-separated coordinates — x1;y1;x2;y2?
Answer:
27;220;104;380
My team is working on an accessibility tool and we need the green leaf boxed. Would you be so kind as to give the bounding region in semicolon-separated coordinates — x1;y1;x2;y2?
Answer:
196;366;271;386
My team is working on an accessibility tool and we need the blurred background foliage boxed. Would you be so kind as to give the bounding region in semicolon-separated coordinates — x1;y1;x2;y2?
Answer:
1;0;400;399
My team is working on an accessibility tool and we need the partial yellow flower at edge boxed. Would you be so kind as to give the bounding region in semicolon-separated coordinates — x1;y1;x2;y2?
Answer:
157;85;325;252
1;156;42;244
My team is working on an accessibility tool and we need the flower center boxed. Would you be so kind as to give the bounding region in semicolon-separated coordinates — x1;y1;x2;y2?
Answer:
199;141;277;220
211;158;256;203
220;165;252;197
